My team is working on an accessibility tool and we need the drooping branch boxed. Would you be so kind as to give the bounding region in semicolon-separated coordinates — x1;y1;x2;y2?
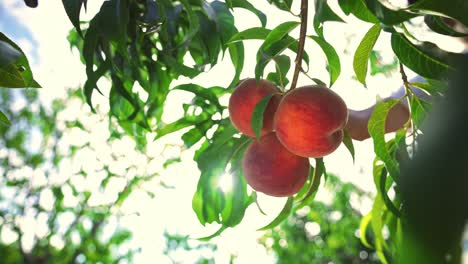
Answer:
290;0;309;91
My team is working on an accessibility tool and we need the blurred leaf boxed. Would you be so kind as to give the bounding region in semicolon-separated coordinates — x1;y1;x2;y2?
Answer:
251;94;274;140
181;121;213;148
368;99;400;182
353;24;381;87
62;0;87;37
308;35;341;87
409;79;448;95
360;213;374;249
378;167;401;217
391;33;461;80
197;226;227;241
364;0;417;25
0;40;22;68
229;0;267;27
258;197;293;231
338;0;379;23
0;110;11;126
424;15;468;37
295;158;323;208
408;0;468;28
228;27;310;65
179;0;200;49
369;51;398;76
163;54;202;78
342;130;355;162
0;33;41;88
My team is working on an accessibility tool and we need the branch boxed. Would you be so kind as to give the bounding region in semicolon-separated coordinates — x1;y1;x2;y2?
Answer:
290;0;308;91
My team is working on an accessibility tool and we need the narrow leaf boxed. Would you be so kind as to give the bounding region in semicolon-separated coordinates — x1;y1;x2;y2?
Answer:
359;213;374;249
342;130;355;162
308;35;341;87
424;15;468;37
62;0;86;37
353;24;381;86
368;99;400;181
0;110;11;126
257;197;293;231
229;0;267;27
391;33;460;80
251;94;274;140
378;167;402;217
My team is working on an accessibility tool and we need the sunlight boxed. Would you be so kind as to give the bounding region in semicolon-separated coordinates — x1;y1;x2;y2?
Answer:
218;172;233;193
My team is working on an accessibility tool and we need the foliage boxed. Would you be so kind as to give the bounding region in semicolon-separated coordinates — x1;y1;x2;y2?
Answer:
0;87;159;263
1;0;468;263
260;174;379;264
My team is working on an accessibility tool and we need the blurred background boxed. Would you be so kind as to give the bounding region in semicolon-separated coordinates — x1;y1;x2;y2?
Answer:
0;0;466;263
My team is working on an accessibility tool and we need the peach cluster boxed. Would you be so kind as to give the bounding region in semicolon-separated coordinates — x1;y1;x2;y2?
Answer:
228;79;348;197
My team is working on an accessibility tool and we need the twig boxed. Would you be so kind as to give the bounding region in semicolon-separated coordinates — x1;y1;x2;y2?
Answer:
289;0;308;91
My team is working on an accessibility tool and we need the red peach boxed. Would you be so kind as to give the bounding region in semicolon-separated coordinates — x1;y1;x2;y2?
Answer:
229;79;281;137
274;85;348;158
242;133;310;197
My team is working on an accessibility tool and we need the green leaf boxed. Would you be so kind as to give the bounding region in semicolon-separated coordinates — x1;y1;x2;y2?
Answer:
365;0;418;25
271;55;291;88
424;15;468;37
172;84;224;109
260;21;299;52
155;113;211;140
251;94;274;140
0;40;22;68
181;121;212;148
408;0;468;28
308;35;341;87
254;22;299;80
229;0;267;27
0;33;41;88
391;33;460;80
163;54;202;78
295;158;323;208
62;0;86;37
410;96;431;128
257;197;293;231
353;24;381;86
368;99;400;182
359;213;374;249
342;130;355;162
267;0;293;12
227;42;244;88
197;226;227;241
338;0;379;23
378;167;402;217
0;110;11;126
179;0;200;49
314;0;345;38
95;0;129;54
228;27;310;65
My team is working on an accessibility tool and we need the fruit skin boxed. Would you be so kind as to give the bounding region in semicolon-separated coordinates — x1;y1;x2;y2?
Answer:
274;85;348;158
242;133;310;197
229;78;281;137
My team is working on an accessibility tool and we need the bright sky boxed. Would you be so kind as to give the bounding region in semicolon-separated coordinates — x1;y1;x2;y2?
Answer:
1;0;466;263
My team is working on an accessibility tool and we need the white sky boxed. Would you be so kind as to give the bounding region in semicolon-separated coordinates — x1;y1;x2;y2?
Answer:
1;0;466;263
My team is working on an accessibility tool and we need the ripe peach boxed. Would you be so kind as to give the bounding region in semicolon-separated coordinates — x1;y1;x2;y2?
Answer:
229;78;281;137
274;85;348;158
242;133;310;197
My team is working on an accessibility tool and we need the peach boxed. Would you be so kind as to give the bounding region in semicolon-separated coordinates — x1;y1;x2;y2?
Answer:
274;85;348;158
242;133;310;197
229;78;281;137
